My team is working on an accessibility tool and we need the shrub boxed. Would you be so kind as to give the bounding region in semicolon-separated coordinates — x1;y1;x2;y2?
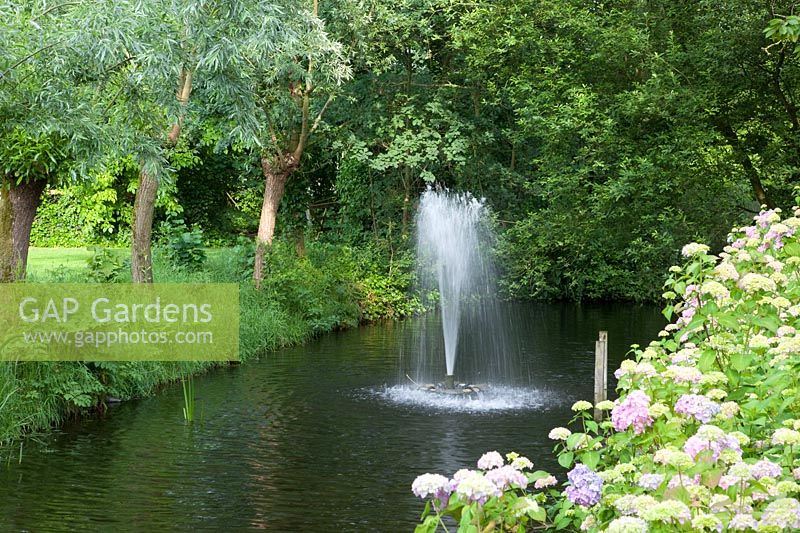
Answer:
86;247;125;282
411;451;552;533
160;218;207;271
418;207;800;531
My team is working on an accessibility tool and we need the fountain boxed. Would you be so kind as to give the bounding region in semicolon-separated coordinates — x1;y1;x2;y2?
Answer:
413;188;501;393
379;188;552;411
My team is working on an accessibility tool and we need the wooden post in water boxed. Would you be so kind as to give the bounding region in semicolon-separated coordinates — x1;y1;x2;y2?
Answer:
594;331;608;422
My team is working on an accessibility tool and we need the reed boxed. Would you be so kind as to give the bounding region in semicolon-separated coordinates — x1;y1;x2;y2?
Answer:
181;374;195;423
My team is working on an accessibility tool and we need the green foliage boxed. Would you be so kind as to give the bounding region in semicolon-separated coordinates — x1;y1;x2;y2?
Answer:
30;168;133;247
85;247;125;282
346;98;471;184
256;242;359;333
227;236;257;281
353;247;422;321
175;146;254;245
29;193;89;247
159;218;207;271
454;0;794;301
0;129;68;185
765;15;800;47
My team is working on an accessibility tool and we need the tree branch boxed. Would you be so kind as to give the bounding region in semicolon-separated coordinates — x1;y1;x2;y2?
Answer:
32;2;81;20
772;47;800;132
167;68;193;146
309;94;334;136
0;41;61;81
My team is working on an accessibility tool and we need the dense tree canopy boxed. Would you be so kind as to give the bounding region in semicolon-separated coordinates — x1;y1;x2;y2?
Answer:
3;0;800;300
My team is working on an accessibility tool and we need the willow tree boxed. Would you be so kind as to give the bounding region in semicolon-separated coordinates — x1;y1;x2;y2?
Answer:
116;1;266;283
96;2;340;285
0;2;113;281
0;5;63;281
226;0;350;287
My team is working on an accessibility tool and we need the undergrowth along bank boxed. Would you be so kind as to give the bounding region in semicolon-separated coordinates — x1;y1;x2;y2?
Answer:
0;240;419;450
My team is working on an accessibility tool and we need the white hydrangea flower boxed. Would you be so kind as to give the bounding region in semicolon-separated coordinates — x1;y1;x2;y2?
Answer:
682;242;710;257
773;428;800;446
713;262;739;281
605;516;648;533
595;400;614;411
571;400;593;412
749;334;771;350
701;280;730;300
548;427;571;441
705;388;727;400
477;451;504;470
738;273;776;293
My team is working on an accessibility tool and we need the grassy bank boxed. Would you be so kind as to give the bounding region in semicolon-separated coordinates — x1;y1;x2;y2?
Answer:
0;241;418;449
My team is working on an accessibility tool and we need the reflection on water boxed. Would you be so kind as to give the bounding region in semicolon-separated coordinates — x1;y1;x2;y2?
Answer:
0;302;663;532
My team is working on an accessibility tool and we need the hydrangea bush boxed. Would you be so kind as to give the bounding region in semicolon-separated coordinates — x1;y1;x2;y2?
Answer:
412;451;554;532
414;208;800;531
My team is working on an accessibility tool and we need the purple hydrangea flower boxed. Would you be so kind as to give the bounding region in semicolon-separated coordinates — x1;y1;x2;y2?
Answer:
755;211;777;229
751;459;782;480
674;394;721;423
565;464;603;507
744;225;760;237
611;390;653;434
668;473;700;489
758;498;800;530
638;473;665;490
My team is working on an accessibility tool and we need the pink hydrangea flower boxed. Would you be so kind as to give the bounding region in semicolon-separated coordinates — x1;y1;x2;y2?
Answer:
612;390;653;434
476;451;504;470
684;431;741;461
485;465;528;490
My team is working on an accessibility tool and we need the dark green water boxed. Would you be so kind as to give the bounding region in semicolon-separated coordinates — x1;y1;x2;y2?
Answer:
0;302;663;532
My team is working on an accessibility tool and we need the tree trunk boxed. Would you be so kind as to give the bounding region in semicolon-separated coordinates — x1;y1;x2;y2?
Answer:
0;183;13;282
253;155;294;288
719;123;773;209
746;161;772;209
130;68;193;284
8;179;46;280
401;166;412;237
131;170;158;283
295;228;306;258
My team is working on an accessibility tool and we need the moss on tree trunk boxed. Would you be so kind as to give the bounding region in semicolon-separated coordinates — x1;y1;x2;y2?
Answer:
0;182;13;282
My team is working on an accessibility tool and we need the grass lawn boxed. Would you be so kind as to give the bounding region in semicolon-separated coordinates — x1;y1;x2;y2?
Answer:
27;247;101;276
26;247;229;278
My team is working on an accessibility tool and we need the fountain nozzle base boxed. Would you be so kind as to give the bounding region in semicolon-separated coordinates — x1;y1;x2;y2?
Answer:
444;375;455;389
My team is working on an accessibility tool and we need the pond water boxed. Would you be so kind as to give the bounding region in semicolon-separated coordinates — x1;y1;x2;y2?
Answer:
0;302;663;532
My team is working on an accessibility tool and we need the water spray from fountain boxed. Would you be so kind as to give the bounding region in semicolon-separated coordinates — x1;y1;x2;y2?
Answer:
415;187;503;389
381;187;552;410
